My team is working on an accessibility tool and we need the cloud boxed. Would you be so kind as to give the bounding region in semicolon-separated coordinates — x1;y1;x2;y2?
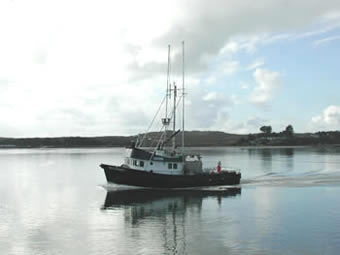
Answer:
0;77;9;86
247;59;265;70
0;77;9;99
247;117;268;128
219;41;239;55
205;76;217;85
203;59;239;85
151;0;340;71
0;0;340;136
312;105;340;130
293;24;340;40
222;36;263;55
313;35;340;46
186;89;234;130
119;1;340;82
250;68;282;106
221;60;240;75
240;82;249;90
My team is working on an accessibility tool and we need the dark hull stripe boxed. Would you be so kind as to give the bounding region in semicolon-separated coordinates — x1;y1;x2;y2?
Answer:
100;164;241;188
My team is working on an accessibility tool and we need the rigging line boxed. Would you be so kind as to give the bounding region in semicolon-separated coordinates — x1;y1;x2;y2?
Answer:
149;123;168;153
137;95;167;147
153;128;166;151
150;119;166;148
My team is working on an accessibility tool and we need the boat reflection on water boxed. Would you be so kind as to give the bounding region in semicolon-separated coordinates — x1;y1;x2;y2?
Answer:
102;188;241;221
101;188;241;254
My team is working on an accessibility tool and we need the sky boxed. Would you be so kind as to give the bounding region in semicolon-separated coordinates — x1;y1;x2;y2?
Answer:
0;0;340;137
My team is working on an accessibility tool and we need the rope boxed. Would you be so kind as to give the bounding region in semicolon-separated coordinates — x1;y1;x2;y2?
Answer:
137;95;166;147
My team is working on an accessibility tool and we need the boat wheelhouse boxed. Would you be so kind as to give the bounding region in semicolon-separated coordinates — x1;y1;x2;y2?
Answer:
121;144;204;176
123;146;184;175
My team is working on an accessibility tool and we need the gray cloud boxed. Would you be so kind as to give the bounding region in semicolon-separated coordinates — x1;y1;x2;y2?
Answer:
128;0;340;77
312;105;340;130
250;68;282;107
186;88;234;129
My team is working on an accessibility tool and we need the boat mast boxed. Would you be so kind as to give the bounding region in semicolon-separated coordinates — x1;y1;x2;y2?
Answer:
162;45;171;148
172;82;177;151
182;41;185;153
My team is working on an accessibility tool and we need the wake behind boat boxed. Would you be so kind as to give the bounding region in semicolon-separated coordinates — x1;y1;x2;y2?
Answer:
100;42;241;188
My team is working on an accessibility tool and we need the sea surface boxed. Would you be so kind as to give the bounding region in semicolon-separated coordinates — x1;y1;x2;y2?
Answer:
1;146;340;255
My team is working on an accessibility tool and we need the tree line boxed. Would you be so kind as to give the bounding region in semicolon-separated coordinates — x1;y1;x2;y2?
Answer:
259;124;294;137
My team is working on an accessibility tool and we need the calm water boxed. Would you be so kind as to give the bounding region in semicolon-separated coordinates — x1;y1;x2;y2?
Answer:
1;146;340;254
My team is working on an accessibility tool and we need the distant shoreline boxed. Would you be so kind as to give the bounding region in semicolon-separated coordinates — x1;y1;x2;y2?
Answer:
1;130;339;148
1;145;339;150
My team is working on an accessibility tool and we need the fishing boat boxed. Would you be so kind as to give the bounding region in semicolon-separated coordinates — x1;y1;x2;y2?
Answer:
100;42;241;188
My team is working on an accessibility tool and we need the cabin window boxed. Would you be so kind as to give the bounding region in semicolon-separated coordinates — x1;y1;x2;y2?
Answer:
150;162;153;165
140;161;144;167
168;163;172;169
173;163;178;169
